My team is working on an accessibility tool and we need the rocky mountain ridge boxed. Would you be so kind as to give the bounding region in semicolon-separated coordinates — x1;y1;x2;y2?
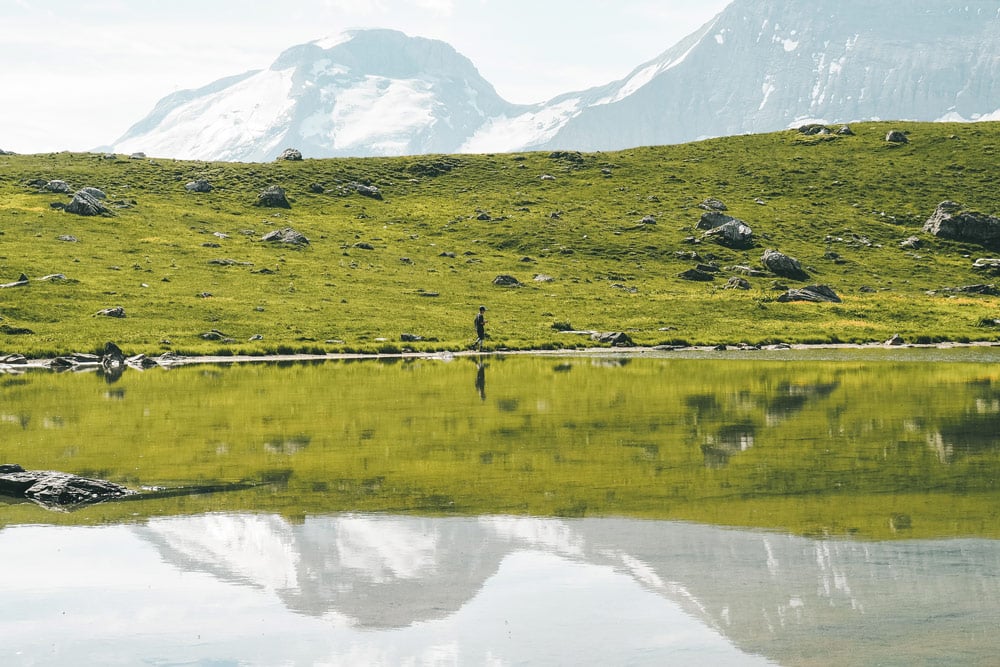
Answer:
108;0;1000;160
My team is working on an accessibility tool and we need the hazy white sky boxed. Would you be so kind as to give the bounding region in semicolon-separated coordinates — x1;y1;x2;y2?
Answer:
0;0;731;153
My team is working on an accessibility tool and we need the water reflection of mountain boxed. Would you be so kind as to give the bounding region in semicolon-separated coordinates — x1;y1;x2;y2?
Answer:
137;514;1000;664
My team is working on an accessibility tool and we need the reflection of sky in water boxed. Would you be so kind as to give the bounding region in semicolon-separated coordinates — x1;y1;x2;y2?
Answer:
2;513;1000;665
0;519;773;666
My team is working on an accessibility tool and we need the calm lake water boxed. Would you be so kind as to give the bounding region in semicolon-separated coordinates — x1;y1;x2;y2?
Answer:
1;349;999;665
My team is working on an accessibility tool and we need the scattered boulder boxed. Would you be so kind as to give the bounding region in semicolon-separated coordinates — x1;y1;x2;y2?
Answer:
96;306;126;318
42;179;72;193
761;249;809;280
885;333;906;346
0;464;134;507
308;183;325;194
728;265;769;278
837;125;855;136
101;341;126;377
493;275;521;287
900;236;922;249
277;148;303;161
65;190;110;216
50;352;100;368
696;211;734;230
255;185;291;208
940;284;1000;296
341;182;382;199
776;285;842;303
923;201;1000;248
129;152;146;160
201;329;232;341
679;268;715;281
591;331;634;347
57;234;79;242
540;174;556;181
208;258;253;266
80;187;106;200
400;333;423;342
548;150;584;164
185;179;213;193
703;219;755;249
885;130;909;144
699;198;727;211
797;124;830;136
725;277;751;290
261;227;309;246
640;215;657;225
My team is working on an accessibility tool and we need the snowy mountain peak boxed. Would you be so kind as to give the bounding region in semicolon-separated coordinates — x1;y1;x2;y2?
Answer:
110;29;518;161
109;0;1000;161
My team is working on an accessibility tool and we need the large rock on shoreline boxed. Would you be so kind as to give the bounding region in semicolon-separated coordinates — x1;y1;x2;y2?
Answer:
0;464;134;507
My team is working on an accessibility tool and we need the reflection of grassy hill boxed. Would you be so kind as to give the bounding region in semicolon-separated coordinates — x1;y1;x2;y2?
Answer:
1;356;997;540
2;121;1000;358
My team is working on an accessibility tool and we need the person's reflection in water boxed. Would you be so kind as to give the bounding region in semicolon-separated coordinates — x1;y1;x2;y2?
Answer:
475;360;487;401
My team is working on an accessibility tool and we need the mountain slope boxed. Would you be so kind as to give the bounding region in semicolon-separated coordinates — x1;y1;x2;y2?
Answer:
490;0;1000;152
108;1;1000;160
110;29;523;161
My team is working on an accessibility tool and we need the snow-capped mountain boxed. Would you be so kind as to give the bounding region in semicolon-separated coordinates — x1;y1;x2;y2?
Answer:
110;29;524;161
108;0;1000;161
512;0;1000;152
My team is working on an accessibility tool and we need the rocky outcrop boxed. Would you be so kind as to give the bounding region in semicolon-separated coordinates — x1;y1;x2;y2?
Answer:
885;130;909;143
923;201;1000;248
703;219;754;250
762;249;809;281
277;148;303;161
776;285;842;303
261;227;309;246
699;198;727;211
65;189;110;216
591;331;634;347
255;185;291;208
493;275;521;287
0;464;134;507
42;179;72;193
185;179;213;193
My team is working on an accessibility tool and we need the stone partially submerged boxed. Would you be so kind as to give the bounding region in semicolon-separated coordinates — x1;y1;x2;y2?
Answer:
0;464;134;508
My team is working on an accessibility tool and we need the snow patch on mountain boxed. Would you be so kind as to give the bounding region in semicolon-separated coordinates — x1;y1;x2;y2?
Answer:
460;98;583;153
114;67;297;161
303;75;438;155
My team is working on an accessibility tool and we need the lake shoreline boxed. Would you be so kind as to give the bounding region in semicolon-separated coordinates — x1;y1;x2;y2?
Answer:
6;339;1000;372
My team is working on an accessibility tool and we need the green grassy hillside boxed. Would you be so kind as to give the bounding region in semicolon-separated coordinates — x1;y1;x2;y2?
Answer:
2;121;999;358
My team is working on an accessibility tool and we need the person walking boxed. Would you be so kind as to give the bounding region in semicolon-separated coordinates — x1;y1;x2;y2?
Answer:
473;306;487;351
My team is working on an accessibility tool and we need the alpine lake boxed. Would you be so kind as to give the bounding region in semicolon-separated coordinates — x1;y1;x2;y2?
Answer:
1;346;998;666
